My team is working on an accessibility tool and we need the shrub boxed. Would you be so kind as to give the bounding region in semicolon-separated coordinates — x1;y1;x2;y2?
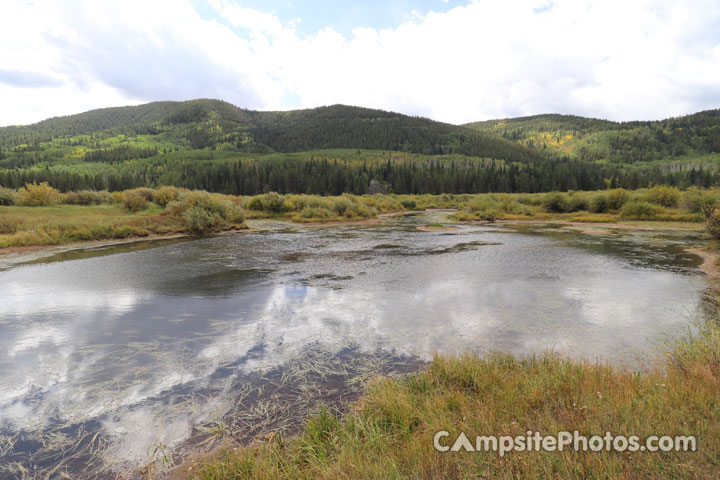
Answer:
620;201;664;219
262;192;286;213
683;189;717;213
182;206;221;233
125;187;155;201
566;194;589;212
645;185;680;207
152;186;183;206
63;190;113;205
374;195;403;212
606;189;631;210
121;191;149;212
331;197;354;215
0;187;16;206
16;182;61;206
542;192;568;213
468;196;497;213
296;207;335;220
467;196;500;220
350;203;376;218
165;190;244;229
246;196;265;211
704;206;720;240
225;204;245;223
290;195;333;211
590;195;608;213
400;198;417;209
495;194;530;215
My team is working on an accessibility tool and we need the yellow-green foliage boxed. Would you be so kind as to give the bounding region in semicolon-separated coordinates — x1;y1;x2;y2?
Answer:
704;206;720;240
589;194;609;213
243;193;378;222
193;324;720;480
120;191;149;212
0;204;177;248
182;207;222;233
16;182;61;206
152;186;185;206
683;188;718;213
168;190;245;232
0;187;16;206
62;190;113;205
0;187;248;248
644;185;681;207
606;189;631;210
620;201;665;219
542;192;568;213
1;187;712;249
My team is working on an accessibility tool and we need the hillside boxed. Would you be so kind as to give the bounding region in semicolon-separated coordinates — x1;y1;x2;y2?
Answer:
0;99;538;162
1;100;719;195
465;110;720;164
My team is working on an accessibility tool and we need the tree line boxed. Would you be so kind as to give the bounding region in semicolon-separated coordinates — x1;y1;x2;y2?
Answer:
1;157;718;195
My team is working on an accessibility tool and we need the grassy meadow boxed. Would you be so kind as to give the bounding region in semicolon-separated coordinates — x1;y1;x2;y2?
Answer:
0;183;717;250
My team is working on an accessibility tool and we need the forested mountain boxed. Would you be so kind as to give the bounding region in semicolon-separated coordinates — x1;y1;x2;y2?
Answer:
0;100;538;162
465;110;720;164
0;100;719;195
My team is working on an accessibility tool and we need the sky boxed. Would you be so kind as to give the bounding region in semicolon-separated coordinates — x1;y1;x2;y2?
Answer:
1;0;719;126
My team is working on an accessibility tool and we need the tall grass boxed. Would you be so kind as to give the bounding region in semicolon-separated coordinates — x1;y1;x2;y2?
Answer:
0;187;248;248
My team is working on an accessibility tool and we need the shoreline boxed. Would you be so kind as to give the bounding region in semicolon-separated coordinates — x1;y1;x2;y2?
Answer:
1;214;705;269
0;228;252;269
0;211;417;263
686;247;720;280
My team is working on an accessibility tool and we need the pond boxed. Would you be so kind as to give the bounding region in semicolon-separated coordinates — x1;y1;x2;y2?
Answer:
0;212;710;478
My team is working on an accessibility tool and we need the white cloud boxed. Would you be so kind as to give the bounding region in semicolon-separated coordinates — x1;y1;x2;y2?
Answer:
0;0;718;126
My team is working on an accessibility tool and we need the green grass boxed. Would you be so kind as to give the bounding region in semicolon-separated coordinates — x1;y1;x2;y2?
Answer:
189;322;720;480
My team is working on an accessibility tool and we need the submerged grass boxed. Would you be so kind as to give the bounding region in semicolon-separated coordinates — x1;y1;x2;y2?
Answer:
193;321;720;480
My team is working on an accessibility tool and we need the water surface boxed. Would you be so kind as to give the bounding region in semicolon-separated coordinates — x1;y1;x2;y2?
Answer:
0;212;708;478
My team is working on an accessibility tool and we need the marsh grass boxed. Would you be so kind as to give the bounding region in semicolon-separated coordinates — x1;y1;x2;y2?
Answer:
0;186;711;249
0;187;249;248
0;204;174;248
194;322;720;480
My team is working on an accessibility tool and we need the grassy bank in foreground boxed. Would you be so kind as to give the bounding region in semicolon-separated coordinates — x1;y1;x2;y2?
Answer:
187;322;720;480
0;183;715;250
